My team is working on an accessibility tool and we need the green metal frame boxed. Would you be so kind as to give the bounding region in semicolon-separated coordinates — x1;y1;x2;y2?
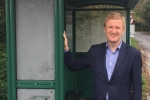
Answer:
6;0;11;99
55;0;64;100
126;9;130;44
6;0;64;100
54;0;59;100
16;80;55;89
72;10;76;90
65;0;140;9
6;0;16;100
10;0;16;99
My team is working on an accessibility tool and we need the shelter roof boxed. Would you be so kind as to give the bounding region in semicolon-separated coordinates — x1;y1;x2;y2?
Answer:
65;0;140;9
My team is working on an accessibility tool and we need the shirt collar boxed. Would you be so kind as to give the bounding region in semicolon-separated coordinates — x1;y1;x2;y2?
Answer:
106;40;122;50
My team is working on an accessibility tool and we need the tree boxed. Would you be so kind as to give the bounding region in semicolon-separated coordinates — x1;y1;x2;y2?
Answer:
0;0;7;99
133;0;150;31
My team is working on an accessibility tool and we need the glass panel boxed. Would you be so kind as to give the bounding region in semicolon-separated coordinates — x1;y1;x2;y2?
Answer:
76;10;126;52
16;0;55;80
17;89;55;100
66;11;73;51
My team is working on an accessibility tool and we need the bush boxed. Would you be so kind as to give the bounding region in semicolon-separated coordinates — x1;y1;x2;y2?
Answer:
0;42;7;100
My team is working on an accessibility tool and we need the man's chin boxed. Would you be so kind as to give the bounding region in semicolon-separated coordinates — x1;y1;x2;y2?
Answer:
108;40;119;44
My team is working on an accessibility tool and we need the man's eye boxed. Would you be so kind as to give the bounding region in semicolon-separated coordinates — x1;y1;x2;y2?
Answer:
116;27;120;29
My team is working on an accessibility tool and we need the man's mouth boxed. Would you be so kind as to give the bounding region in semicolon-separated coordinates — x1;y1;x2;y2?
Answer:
110;34;117;37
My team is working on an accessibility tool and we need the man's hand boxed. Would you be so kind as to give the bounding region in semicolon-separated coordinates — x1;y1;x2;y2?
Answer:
63;31;69;51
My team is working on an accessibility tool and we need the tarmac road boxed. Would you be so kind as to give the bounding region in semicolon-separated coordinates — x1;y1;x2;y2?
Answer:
135;32;150;52
135;32;150;71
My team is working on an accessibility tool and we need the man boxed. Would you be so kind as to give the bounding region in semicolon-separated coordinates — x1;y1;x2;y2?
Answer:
63;12;142;100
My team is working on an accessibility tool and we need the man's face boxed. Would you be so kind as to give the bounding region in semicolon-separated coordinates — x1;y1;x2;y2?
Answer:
104;19;125;44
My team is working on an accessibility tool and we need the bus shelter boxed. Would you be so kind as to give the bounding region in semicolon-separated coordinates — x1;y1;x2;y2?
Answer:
6;0;139;100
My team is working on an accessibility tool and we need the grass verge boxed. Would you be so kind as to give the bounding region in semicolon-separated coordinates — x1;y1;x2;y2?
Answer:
130;38;148;100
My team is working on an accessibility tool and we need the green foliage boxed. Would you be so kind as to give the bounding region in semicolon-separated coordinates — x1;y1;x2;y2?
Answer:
133;0;150;31
0;43;7;100
0;0;7;99
130;38;148;99
142;75;147;85
0;0;5;34
142;74;148;100
130;38;139;49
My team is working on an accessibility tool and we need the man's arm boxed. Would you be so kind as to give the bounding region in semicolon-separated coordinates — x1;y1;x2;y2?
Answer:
63;31;69;52
132;51;142;100
63;31;91;71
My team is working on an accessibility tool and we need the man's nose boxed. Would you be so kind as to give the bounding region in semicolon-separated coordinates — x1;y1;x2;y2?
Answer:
112;27;116;33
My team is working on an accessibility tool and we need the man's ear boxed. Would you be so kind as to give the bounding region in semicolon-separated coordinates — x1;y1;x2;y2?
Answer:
122;28;125;34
